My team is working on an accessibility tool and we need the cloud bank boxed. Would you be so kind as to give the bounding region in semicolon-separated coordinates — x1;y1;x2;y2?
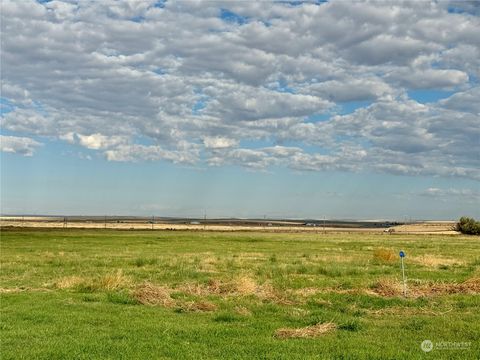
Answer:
1;0;479;179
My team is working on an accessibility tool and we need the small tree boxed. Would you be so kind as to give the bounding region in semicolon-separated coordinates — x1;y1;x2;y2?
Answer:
456;217;480;235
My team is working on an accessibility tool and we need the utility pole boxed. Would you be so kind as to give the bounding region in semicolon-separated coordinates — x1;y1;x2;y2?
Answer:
152;215;154;230
104;215;107;229
323;216;326;234
204;210;206;231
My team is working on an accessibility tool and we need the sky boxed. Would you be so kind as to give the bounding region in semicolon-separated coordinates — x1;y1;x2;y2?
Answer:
0;0;479;220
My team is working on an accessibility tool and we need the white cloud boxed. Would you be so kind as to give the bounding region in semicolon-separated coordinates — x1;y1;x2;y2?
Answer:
0;135;42;156
0;0;479;179
386;68;469;89
77;133;128;150
438;87;480;114
300;77;395;102
203;136;238;149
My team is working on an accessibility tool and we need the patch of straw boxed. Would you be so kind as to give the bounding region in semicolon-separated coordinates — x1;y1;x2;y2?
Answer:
178;300;217;312
54;276;88;289
371;277;480;297
371;278;403;296
177;283;207;296
275;322;336;339
132;283;174;307
234;276;257;295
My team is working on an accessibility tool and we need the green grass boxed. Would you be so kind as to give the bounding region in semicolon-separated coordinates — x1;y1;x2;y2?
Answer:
1;228;479;359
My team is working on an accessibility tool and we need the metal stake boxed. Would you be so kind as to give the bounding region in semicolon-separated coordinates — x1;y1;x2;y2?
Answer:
400;250;407;297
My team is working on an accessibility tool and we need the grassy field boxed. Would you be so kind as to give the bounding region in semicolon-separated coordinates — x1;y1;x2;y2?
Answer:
1;229;479;359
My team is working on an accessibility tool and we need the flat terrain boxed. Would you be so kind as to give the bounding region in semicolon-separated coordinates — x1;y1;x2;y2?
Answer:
1;229;478;359
0;216;457;234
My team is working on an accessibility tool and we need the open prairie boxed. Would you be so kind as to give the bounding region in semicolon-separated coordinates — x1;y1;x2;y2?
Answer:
1;229;479;359
0;217;458;234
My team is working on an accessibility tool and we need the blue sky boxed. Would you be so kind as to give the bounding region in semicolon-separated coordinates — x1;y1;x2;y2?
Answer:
1;0;479;220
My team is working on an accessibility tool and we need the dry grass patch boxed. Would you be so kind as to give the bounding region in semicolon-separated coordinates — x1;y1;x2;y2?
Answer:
260;284;296;305
368;306;439;316
177;283;207;296
293;287;322;297
0;287;51;293
461;277;480;292
232;278;295;305
234;276;257;295
275;322;336;339
428;277;480;295
412;255;463;268
54;276;88;289
98;270;132;290
370;278;403;297
0;287;23;293
53;270;131;291
178;300;217;312
373;248;396;263
98;270;131;291
132;283;217;311
371;277;480;297
234;305;252;316
292;286;364;297
204;276;258;296
179;276;295;305
133;283;174;307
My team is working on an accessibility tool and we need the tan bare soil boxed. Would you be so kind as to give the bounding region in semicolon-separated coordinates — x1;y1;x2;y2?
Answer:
390;221;458;234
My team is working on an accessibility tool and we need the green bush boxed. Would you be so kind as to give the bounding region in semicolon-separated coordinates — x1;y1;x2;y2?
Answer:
456;217;480;235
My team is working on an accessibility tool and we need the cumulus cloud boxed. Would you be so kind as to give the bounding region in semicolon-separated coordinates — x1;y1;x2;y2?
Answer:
298;76;396;102
203;136;238;149
0;135;43;156
0;0;479;180
386;68;469;89
77;133;129;150
438;87;480;114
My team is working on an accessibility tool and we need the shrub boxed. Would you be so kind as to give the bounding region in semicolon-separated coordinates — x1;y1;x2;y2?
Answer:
456;217;480;235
